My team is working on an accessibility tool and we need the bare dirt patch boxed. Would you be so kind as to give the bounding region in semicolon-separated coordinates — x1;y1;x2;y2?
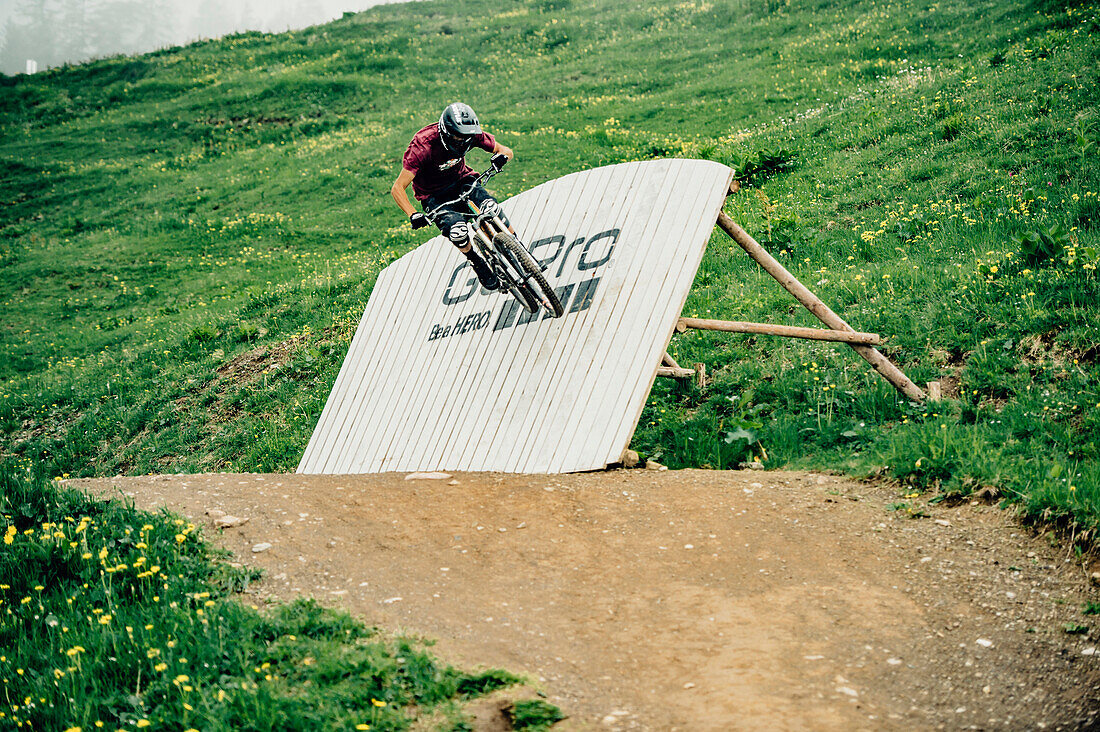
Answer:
214;334;303;385
71;470;1100;731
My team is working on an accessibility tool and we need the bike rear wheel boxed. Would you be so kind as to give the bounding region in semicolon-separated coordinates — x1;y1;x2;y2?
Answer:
493;232;565;318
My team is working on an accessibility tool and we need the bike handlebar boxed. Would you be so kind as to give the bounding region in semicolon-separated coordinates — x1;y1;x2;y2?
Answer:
423;159;507;220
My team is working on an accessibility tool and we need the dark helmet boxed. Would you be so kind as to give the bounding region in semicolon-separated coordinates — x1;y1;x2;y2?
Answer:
438;102;481;154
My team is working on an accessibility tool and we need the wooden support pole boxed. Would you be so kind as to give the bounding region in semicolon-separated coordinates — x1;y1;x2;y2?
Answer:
676;317;880;345
716;212;927;402
656;366;695;379
662;352;682;369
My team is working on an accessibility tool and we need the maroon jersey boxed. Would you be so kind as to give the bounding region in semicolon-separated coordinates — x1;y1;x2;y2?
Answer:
402;123;496;202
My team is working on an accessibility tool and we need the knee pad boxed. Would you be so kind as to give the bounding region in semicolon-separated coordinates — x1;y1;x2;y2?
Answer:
448;222;469;246
481;199;500;217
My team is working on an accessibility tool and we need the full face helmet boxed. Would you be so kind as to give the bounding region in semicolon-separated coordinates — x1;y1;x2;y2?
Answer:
438;102;481;154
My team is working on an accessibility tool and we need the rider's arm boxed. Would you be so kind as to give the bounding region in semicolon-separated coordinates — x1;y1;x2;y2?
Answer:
390;168;418;217
492;141;514;160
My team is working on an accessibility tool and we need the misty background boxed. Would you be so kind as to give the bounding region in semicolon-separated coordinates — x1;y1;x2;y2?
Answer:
0;0;404;75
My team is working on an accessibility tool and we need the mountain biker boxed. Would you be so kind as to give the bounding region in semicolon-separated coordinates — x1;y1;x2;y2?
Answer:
391;102;514;291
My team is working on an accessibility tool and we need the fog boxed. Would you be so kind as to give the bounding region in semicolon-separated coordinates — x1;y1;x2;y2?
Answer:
0;0;406;75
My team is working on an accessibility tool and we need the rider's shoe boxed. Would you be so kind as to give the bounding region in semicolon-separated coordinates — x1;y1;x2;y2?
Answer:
466;252;501;291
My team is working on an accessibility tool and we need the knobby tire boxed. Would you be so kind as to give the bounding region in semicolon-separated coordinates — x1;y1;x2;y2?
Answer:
493;233;565;318
504;269;541;314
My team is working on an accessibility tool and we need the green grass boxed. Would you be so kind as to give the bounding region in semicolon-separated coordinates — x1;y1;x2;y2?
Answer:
2;0;1099;724
0;2;1097;545
511;699;567;731
0;468;531;730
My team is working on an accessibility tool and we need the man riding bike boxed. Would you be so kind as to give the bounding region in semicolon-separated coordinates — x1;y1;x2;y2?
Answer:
391;102;515;291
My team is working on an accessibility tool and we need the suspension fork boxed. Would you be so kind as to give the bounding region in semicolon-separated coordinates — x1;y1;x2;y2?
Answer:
469;201;515;237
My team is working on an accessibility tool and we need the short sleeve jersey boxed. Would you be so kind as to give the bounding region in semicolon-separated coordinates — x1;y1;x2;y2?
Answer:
402;123;496;202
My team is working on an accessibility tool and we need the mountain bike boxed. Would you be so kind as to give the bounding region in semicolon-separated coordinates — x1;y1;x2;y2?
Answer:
424;157;564;318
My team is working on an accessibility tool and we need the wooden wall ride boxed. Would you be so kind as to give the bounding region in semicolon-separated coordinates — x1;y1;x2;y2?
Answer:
297;159;734;474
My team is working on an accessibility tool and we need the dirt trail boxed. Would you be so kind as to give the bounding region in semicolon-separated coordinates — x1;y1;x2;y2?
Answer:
72;469;1100;731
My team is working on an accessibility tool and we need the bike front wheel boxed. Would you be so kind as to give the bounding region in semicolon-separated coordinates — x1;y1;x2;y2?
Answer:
492;232;565;318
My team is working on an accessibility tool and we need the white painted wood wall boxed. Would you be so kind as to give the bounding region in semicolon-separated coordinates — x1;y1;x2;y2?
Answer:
298;158;733;474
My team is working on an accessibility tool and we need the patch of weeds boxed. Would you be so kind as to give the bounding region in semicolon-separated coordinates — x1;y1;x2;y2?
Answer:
1063;622;1089;634
233;322;262;342
734;147;796;187
208;559;264;594
1083;601;1100;616
722;392;769;464
189;323;219;343
1074;195;1100;230
763;215;802;255
961;342;1018;400
511;699;567;730
1074;119;1098;162
1032;92;1057;117
879;421;980;491
286;344;336;379
939;114;974;142
1013;222;1070;268
456;669;523;698
888;499;928;518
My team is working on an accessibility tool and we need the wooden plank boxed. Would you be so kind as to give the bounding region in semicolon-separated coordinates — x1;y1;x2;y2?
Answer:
454;164;617;472
530;159;690;473
423;165;596;472
369;246;483;471
503;160;655;471
319;250;435;471
337;247;447;472
391;176;558;472
321;255;432;472
351;241;476;472
296;274;383;471
561;159;711;471
676;317;881;345
487;162;647;473
519;160;674;473
406;166;577;472
333;249;443;472
298;257;412;472
599;164;736;468
549;159;711;472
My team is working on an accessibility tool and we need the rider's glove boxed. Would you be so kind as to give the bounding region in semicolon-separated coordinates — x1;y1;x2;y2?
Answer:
410;212;429;230
490;153;509;171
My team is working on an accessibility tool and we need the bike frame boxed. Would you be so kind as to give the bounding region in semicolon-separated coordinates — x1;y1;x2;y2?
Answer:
423;166;510;249
423;167;547;300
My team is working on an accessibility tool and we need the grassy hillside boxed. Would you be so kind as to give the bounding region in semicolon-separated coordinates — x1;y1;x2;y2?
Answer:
2;0;1099;537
